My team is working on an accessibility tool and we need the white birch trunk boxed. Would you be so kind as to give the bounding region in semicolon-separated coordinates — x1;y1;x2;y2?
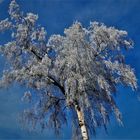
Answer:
75;105;89;140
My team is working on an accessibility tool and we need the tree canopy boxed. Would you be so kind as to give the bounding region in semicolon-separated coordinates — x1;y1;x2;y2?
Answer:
0;0;137;139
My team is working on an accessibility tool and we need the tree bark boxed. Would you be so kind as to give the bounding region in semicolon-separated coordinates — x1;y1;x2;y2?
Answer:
75;104;89;140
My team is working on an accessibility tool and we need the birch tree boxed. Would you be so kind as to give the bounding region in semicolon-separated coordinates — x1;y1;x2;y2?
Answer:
0;0;137;140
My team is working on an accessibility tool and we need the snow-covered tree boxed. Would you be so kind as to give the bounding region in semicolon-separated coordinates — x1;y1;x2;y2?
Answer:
0;1;137;140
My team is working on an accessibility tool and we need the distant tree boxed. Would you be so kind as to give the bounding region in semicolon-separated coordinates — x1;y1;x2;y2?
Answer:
0;0;137;140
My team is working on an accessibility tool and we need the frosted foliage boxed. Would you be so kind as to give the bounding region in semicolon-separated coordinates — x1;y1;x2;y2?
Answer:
0;18;12;32
21;91;32;102
0;0;137;138
9;0;20;20
25;13;38;25
17;24;28;42
31;27;46;42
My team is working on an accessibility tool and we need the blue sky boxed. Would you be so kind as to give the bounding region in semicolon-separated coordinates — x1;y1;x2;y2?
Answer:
0;0;140;139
